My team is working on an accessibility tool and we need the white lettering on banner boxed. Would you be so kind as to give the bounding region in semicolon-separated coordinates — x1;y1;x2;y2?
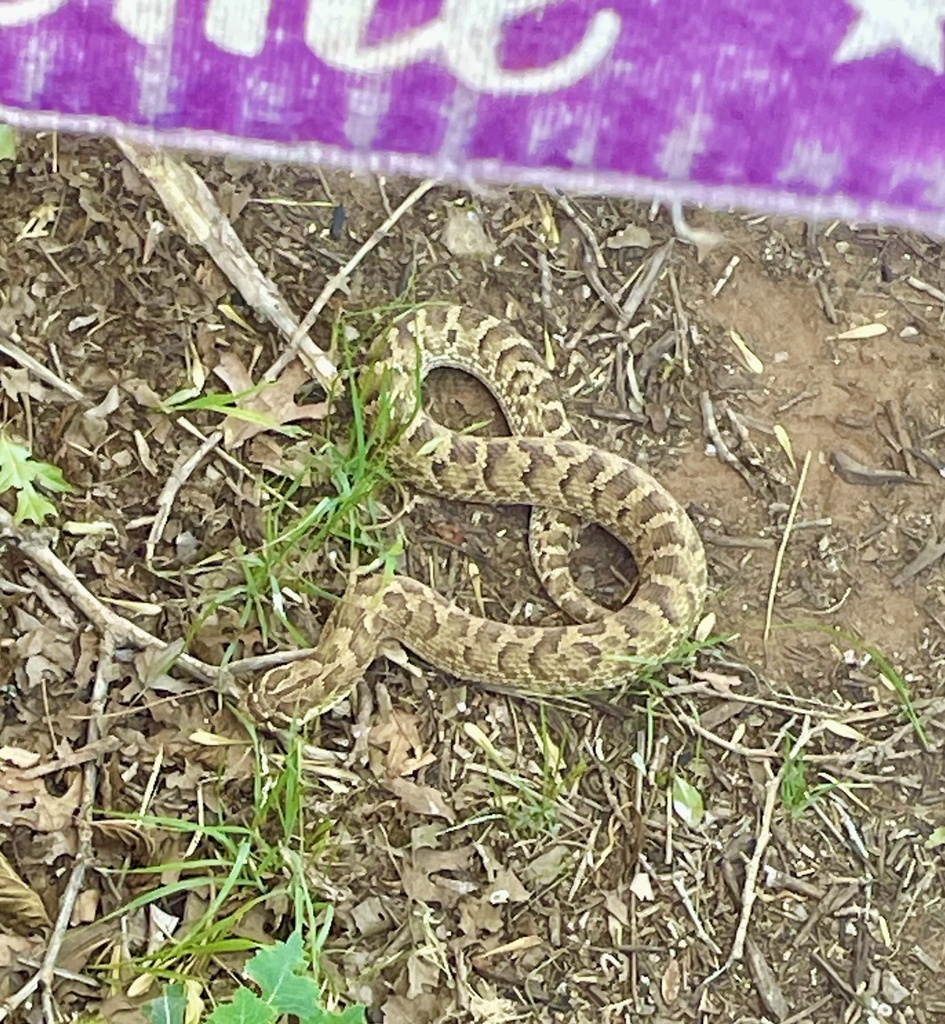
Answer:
114;0;177;44
0;0;65;27
114;0;269;54
306;0;622;95
205;0;272;57
2;0;621;97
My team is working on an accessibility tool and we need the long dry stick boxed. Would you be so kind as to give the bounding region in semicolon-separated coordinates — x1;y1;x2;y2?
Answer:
0;639;115;1022
121;156;432;570
38;637;114;1022
116;140;338;390
699;717;814;991
0;507;217;684
117;145;434;589
0;507;318;689
763;449;812;645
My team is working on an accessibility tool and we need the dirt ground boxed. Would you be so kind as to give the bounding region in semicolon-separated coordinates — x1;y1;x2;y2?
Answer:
1;134;943;1023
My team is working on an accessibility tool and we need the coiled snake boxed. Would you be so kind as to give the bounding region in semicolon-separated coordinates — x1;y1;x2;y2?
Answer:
244;306;707;726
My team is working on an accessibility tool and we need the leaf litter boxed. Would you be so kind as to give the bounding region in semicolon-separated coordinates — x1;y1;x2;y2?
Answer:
0;135;943;1024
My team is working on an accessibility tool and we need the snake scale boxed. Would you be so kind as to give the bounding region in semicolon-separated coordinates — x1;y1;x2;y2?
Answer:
244;306;707;726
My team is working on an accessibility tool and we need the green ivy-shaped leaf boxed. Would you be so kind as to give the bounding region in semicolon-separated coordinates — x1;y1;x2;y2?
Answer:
245;933;321;1019
206;986;274;1024
0;433;71;523
142;981;186;1024
200;932;365;1024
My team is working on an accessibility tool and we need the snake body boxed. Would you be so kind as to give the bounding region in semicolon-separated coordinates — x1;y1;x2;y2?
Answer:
246;307;707;726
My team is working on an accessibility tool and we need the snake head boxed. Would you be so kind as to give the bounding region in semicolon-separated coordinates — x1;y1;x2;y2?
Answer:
242;658;355;730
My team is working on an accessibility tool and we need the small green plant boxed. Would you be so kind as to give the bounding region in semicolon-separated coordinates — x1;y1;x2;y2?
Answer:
464;710;585;841
777;622;928;751
671;774;705;828
143;933;364;1024
613;628;736;693
188;309;415;648
0;432;71;523
105;726;339;1009
779;734;833;816
160;384;306;437
852;637;928;750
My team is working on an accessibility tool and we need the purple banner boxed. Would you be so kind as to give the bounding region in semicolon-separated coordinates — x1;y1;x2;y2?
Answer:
2;1;945;233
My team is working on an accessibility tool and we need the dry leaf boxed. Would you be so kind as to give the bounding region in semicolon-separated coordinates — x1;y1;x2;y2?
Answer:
350;896;395;937
829;323;887;340
443;206;495;258
486;867;529;904
629;872;654;900
661;957;682;1004
0;849;51;933
606;223;653;249
388;778;455;821
774;423;796;472
213;354;328;447
691;669;743;694
522;845;572;885
823;719;866;742
370;709;434;776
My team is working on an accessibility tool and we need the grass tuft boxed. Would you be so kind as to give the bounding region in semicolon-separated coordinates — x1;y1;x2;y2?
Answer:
101;723;342;1008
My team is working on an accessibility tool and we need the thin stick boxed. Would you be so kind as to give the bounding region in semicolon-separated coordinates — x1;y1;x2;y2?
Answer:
730;719;812;963
884;399;917;478
552;192;624;322
1;506;323;693
763;450;812;645
145;428;223;566
120;152;432;581
38;637;114;1021
700;718;813;991
700;391;753;487
3;641;114;1021
0;508;218;685
266;177;437;380
0;328;84;402
116;140;338;390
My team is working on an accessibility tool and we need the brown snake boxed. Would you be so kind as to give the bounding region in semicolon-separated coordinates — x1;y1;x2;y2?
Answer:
244;306;707;726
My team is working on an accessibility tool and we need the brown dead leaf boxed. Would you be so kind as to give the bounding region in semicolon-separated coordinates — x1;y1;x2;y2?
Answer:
0;746;41;769
0;933;36;969
213;353;327;447
442;206;495;259
350;896;395;938
691;669;743;694
387;778;454;821
407;949;442;997
458;897;503;939
467;992;519;1023
0;750;83;857
370;710;436;777
381;992;442;1024
606;223;654;249
1;366;46;401
401;845;475;907
400;864;467;908
661;956;682;1004
521;844;573;886
486;867;529;904
746;936;789;1021
0;849;52;933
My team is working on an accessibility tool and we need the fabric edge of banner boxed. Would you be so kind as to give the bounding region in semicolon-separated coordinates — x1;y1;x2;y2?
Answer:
2;104;943;241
